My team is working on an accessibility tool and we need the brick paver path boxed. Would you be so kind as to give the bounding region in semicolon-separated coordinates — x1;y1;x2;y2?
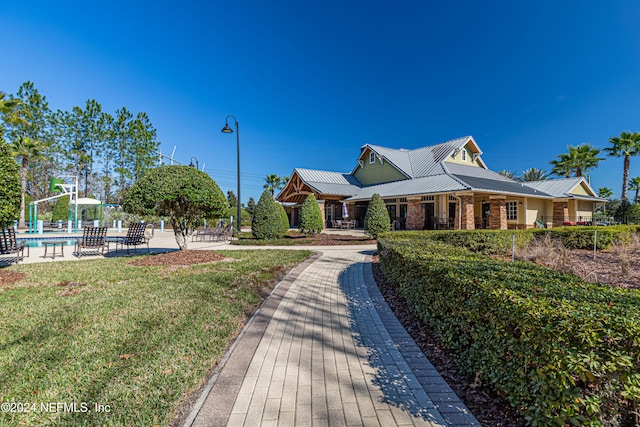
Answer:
187;248;478;426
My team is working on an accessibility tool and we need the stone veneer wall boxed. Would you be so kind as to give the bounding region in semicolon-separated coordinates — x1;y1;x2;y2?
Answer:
553;201;569;227
489;199;507;230
459;196;475;230
405;199;425;230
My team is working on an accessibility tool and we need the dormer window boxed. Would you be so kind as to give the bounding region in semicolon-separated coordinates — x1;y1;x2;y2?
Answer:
369;152;375;164
461;149;467;162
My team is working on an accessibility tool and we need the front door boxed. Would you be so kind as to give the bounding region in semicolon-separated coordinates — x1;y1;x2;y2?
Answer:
481;201;490;228
423;203;435;229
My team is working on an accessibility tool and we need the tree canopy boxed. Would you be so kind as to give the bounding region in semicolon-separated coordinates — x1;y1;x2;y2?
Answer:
122;165;227;249
606;131;640;204
0;141;20;227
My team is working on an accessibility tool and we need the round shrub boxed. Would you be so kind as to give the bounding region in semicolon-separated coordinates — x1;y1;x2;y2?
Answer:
299;194;323;235
252;189;284;239
364;193;390;238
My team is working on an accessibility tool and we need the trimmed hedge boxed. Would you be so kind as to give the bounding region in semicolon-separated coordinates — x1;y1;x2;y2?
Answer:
378;232;640;426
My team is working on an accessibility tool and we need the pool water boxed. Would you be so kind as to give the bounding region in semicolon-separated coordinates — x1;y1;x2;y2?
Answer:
18;238;77;248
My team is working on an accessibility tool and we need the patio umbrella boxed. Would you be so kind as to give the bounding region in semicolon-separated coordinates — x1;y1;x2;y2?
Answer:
342;202;348;219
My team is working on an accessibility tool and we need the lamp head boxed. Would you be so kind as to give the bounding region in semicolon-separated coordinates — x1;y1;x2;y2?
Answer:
221;122;234;133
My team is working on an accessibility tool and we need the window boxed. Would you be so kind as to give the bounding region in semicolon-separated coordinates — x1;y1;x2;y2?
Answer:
506;201;518;221
461;149;467;162
421;195;435;201
369;152;375;164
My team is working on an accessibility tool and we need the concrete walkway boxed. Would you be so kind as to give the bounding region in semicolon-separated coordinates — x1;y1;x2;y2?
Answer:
185;247;479;427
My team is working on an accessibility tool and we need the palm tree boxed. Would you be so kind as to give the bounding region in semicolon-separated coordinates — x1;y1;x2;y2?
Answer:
570;144;603;177
630;177;640;203
550;152;573;178
597;187;613;200
551;144;603;178
264;174;284;196
497;169;517;180
519;167;549;182
605;131;640;204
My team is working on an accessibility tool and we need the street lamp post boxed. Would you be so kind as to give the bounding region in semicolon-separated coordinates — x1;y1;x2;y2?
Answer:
221;115;241;233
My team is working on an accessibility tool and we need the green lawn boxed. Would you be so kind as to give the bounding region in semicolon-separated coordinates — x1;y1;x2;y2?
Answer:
0;249;311;426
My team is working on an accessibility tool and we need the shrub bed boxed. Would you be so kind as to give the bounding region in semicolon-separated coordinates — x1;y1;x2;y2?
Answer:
378;233;640;426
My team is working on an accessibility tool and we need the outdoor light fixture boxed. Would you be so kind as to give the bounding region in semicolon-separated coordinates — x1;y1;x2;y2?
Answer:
221;114;241;233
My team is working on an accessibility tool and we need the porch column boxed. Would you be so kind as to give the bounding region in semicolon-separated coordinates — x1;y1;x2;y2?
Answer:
553;201;569;227
489;199;507;230
405;198;424;230
459;195;475;230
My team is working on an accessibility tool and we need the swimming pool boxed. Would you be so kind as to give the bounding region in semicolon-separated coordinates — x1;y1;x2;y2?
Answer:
17;236;123;248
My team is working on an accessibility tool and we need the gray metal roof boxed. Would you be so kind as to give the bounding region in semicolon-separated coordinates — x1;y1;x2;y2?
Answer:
290;140;606;202
524;178;587;197
296;168;360;186
294;168;361;197
445;163;515;182
453;175;553;197
365;136;473;179
347;174;467;201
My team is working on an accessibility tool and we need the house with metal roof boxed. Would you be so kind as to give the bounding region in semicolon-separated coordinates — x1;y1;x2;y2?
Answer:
276;136;606;230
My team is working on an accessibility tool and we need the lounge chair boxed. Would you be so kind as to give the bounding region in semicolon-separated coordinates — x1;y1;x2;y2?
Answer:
192;224;232;242
114;223;151;253
74;226;108;258
0;228;28;263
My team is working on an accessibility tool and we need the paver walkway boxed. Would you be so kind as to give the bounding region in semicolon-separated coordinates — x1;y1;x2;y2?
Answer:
186;248;479;426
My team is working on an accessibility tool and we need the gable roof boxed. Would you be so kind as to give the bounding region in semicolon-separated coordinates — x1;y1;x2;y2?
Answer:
354;136;486;179
524;177;607;201
292;168;361;197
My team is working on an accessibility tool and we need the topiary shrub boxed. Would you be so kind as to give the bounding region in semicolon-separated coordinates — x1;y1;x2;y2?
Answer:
252;189;284;240
298;194;323;235
277;203;290;235
364;193;390;238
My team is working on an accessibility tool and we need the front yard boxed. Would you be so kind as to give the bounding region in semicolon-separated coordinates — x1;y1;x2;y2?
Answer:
0;249;311;426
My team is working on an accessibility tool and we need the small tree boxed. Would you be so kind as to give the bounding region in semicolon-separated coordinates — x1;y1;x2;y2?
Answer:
0;141;20;227
246;197;256;218
277;203;290;235
364;193;390;238
122;165;227;249
51;195;70;221
252;189;284;240
299;194;323;235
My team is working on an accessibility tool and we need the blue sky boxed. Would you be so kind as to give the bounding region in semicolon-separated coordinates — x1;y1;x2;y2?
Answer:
2;1;639;203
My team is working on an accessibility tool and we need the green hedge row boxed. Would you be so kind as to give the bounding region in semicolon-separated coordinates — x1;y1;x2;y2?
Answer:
378;233;640;426
384;225;639;254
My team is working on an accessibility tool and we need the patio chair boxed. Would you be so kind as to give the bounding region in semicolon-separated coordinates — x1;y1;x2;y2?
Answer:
115;223;151;253
0;228;28;263
74;226;108;258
